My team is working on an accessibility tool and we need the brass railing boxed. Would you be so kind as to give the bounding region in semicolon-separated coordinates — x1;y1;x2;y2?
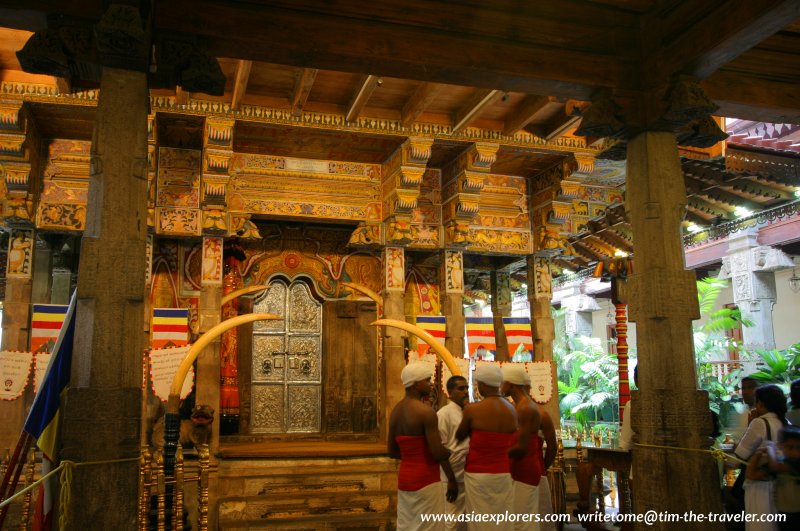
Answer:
0;447;38;530
137;444;215;531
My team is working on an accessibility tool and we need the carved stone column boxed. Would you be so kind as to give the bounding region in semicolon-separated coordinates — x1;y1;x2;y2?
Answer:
527;256;560;427
441;250;465;362
490;271;511;361
381;246;406;437
59;67;149;530
719;229;794;350
559;287;599;338
626;131;723;526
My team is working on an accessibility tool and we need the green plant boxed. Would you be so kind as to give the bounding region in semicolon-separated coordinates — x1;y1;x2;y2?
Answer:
746;343;800;392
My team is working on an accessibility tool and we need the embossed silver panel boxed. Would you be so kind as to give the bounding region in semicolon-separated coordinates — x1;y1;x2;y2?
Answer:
251;385;285;433
288;385;321;432
251;279;322;433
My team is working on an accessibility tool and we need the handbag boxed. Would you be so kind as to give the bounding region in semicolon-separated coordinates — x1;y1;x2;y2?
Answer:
728;418;773;513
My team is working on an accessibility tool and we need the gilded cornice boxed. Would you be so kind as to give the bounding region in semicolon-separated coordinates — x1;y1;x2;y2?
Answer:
0;82;605;156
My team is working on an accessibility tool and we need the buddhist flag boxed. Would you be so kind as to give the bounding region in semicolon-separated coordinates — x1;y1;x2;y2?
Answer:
502;317;533;360
465;317;496;358
415;316;446;355
30;304;69;354
151;308;189;348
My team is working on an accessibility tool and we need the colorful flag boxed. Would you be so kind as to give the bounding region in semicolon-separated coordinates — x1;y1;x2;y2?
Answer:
151;308;189;348
415;316;446;355
502;317;533;361
23;292;76;531
465;317;496;358
30;304;68;354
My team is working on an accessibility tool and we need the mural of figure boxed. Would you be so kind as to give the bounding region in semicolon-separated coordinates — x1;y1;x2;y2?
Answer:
385;247;404;290
202;237;222;285
535;258;552;297
7;230;33;276
446;251;463;292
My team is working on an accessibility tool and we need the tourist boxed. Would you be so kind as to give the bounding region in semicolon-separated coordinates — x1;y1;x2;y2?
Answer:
438;375;470;531
736;384;787;531
502;364;542;531
786;379;800;426
389;362;456;530
456;364;517;530
747;425;800;530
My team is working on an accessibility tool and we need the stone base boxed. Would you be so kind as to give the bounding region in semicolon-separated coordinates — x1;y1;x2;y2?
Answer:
216;451;398;530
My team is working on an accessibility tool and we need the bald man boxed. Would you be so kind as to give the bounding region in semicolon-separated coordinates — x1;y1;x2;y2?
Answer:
456;363;517;530
389;362;456;530
502;364;542;531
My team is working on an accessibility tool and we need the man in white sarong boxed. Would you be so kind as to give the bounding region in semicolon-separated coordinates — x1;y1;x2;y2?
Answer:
389;362;457;530
438;375;470;530
456;364;518;530
502;364;542;531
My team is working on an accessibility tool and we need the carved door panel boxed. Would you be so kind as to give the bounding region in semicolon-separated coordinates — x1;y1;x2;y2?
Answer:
322;300;378;439
251;280;322;433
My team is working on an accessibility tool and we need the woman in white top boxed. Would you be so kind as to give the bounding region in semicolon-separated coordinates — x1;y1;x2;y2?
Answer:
734;384;788;531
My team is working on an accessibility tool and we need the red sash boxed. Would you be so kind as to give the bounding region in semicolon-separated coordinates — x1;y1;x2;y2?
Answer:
465;430;515;474
396;435;440;491
509;432;543;486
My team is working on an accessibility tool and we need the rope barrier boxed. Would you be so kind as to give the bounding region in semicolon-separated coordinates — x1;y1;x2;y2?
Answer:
0;455;139;530
635;442;748;465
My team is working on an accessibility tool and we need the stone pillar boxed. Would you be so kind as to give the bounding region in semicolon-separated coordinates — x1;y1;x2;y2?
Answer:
719;230;794;350
559;286;599;338
59;67;149;530
381;246;406;438
441;250;466;362
490;271;511;361
527;256;560;428
625;131;723;526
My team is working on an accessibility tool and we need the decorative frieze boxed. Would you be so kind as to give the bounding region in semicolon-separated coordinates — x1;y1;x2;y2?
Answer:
348;222;382;249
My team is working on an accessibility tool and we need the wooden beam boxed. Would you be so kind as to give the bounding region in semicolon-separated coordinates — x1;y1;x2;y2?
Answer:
346;74;381;122
453;89;503;133
703;71;800;124
53;76;71;94
503;95;551;136
401;83;442;128
231;59;252;111
152;1;620;99
660;0;800;79
290;68;318;117
175;86;189;105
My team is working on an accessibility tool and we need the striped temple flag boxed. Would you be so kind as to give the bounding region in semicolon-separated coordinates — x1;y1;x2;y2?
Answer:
151;308;190;348
502;317;534;360
465;317;496;358
30;304;69;354
23;292;76;531
415;316;446;355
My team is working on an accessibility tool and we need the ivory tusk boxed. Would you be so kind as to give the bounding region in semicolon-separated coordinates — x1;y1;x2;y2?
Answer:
371;318;461;376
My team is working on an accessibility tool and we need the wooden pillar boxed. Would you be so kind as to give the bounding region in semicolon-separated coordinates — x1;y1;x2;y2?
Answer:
441;250;465;362
59;66;149;529
626;131;723;525
381;246;406;438
490;271;511;361
527;256;560;428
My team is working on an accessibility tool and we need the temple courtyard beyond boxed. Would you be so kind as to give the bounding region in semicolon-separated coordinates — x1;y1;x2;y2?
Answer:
0;1;799;530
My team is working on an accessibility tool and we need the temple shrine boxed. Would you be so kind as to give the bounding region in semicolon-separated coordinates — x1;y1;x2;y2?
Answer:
0;1;798;530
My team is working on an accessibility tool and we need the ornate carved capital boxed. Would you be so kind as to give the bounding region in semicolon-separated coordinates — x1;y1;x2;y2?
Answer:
229;213;261;239
661;76;719;128
444;220;471;247
93;3;148;70
385;216;414;246
348;222;382;248
468;142;499;170
2;197;35;227
0;102;24;132
3;162;31;196
574;89;625;139
202;207;228;235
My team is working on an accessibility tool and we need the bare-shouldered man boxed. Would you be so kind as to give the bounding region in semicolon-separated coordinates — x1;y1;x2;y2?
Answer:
502;364;542;530
456;363;517;530
389;362;456;530
536;409;559;531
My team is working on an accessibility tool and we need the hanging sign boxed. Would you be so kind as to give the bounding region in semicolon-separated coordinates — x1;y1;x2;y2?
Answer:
525;361;553;404
0;351;32;400
149;345;194;402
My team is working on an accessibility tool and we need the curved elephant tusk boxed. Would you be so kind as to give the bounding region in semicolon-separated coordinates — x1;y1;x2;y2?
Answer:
220;285;269;307
342;282;383;306
167;313;282;413
371;319;461;377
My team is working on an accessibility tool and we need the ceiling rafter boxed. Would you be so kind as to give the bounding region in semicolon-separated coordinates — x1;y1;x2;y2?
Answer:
687;196;733;219
231;59;252;111
401;82;443;128
291;67;318;117
345;74;381;122
503;95;551;136
453;89;503;133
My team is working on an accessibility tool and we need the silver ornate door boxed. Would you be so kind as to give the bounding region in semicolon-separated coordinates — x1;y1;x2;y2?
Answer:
250;280;322;433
